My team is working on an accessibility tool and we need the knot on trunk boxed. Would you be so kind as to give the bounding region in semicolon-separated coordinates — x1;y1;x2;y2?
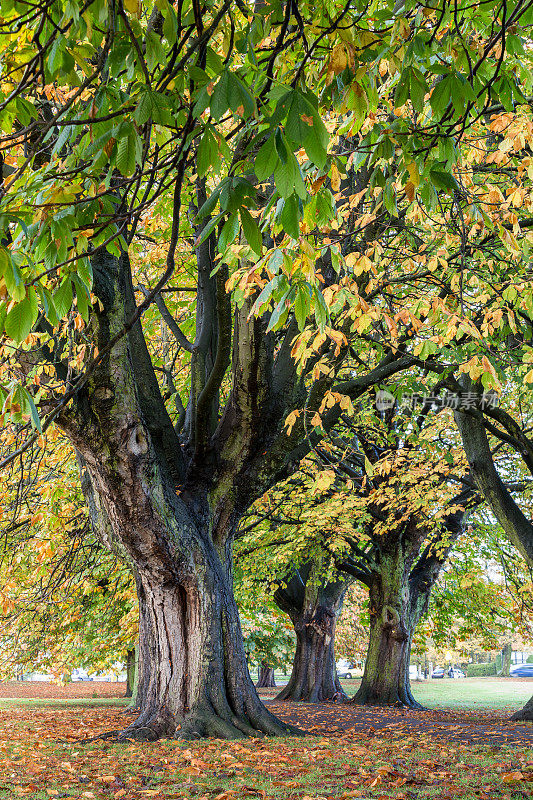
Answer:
123;422;149;455
382;605;408;640
306;606;335;641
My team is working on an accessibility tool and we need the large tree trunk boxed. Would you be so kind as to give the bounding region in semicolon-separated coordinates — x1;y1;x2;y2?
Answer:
499;642;512;677
352;548;426;709
58;251;296;741
275;564;348;702
256;662;276;688
124;563;292;740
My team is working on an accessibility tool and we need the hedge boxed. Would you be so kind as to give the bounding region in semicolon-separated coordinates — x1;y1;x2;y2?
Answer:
466;662;497;677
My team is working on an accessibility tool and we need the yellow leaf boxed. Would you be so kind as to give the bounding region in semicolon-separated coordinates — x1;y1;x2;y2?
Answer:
405;181;415;202
502;771;524;783
330;163;341;192
284;410;300;436
123;0;141;15
406;161;420;187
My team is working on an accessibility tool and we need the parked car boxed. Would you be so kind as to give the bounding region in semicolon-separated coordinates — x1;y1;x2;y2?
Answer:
510;664;533;677
336;658;356;679
71;669;93;682
431;667;445;679
450;668;465;678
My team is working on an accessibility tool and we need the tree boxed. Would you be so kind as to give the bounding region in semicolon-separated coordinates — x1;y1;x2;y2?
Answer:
428;519;533;676
237;602;295;689
0;433;137;680
239;388;481;707
274;560;350;702
452;375;533;718
1;0;530;738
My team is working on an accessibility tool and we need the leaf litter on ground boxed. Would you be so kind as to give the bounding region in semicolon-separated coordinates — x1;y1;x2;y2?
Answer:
0;694;532;800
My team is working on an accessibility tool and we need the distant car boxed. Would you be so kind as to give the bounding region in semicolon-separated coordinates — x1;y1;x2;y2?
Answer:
409;665;419;679
336;659;355;679
510;664;533;677
450;668;465;679
431;667;445;679
71;669;93;682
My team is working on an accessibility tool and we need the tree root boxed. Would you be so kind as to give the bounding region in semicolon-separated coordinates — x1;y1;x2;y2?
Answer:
511;707;533;721
108;698;304;742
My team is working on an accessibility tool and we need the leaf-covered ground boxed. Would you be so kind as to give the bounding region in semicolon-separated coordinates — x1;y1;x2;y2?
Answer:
0;687;532;800
0;682;125;701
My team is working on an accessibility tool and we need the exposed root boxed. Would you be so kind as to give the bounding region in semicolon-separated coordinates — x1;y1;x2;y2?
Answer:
511;708;533;721
110;697;304;742
351;685;424;709
117;708;176;741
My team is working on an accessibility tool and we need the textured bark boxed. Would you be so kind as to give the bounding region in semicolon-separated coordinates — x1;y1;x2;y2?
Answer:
122;567;293;740
455;385;533;723
349;499;471;708
57;251;297;741
352;548;425;708
275;564;348;702
256;662;276;688
125;649;136;698
499;642;512;677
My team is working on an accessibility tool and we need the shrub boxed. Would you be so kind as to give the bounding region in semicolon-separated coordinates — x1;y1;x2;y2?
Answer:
467;662;497;677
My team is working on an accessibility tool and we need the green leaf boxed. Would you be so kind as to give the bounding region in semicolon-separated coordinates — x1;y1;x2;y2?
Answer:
24;390;42;432
240;207;262;257
430;75;452;114
145;30;166;71
197;127;218;178
116;127;141;176
395;70;410;108
218;212;239;251
73;274;90;322
211;70;254;120
266;288;292;333
274;155;297;198
294;284;311;330
429;168;460;194
134;91;152;125
280;194;300;239
313;286;329;332
3;255;25;301
197;186;222;220
5;296;36;343
255;136;279;182
53;277;74;318
409;68;429;112
279;89;328;169
197;212;223;243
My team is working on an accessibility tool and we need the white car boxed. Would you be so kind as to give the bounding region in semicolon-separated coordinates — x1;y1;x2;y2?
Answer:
450;668;465;678
336;659;356;679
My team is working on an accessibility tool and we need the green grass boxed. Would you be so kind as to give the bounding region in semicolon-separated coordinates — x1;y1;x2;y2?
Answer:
339;676;533;711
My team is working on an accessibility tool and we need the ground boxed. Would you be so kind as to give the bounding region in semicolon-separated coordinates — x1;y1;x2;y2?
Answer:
0;680;532;800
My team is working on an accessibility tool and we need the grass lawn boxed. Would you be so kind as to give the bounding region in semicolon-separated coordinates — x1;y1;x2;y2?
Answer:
338;676;533;712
